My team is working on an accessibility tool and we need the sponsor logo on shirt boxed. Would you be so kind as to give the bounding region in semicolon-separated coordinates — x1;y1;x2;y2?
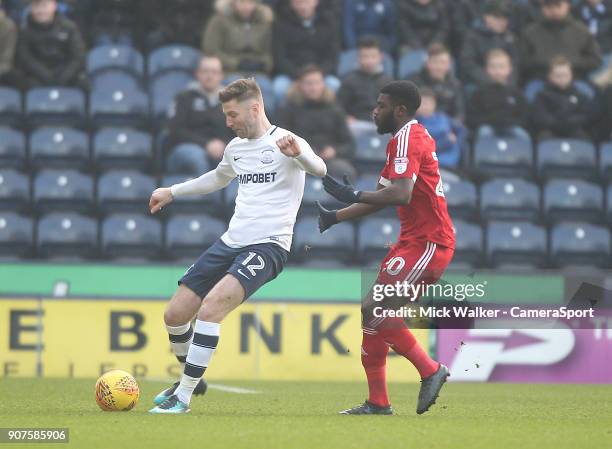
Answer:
237;172;278;184
261;149;274;164
394;157;408;174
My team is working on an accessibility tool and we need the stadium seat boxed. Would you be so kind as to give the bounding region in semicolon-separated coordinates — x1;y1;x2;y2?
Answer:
357;217;399;262
25;87;86;127
293;217;355;262
161;174;223;216
354;130;386;166
537;139;597;179
150;70;192;119
86;44;145;76
398;49;427;79
90;69;142;92
165;214;226;260
0;212;33;258
0;87;22;126
33;169;94;213
165;143;210;175
442;172;477;220
486;221;547;267
301;176;344;211
101;213;162;259
148;45;201;78
550;222;610;268
36;212;98;258
224;179;239;213
97;170;156;214
337;49;395;77
598;141;612;181
543;179;603;223
29;127;89;170
525;79;595;102
452;220;483;266
472;135;533;177
0;127;26;169
93;127;153;171
480;178;540;221
89;85;149;128
0;169;29;212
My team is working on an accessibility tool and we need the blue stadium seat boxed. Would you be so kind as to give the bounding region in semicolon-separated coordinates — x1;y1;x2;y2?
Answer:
486;221;547;267
36;212;98;258
29;127;89;169
0;127;26;169
337;49;395;77
551;222;610;268
90;69;142;91
165;214;226;260
161;174;223;216
357;217;399;262
0;169;29;212
0;212;33;258
452;220;483;266
0;87;22;126
301;176;344;210
537;139;597;179
224;178;239;212
398;49;427;79
442;172;477;220
93;127;153;171
354;130;386;165
148;45;201;78
97;170;156;214
472;135;533;177
543;179;603;223
293;217;355;262
33;169;94;213
25;87;86;127
480;178;540;221
102;213;162;259
525;79;595;102
89;86;149;127
87;44;144;76
150;70;192;119
599;141;612;181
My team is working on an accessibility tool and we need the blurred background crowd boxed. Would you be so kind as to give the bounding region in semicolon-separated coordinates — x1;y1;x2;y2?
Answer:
1;0;611;269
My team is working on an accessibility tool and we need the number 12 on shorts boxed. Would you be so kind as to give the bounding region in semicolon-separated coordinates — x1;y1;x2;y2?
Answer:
237;251;265;279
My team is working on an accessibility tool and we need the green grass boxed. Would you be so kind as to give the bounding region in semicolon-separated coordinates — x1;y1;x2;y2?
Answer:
1;379;610;449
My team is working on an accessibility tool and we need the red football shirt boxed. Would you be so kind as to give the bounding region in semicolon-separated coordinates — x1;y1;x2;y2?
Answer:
379;119;455;249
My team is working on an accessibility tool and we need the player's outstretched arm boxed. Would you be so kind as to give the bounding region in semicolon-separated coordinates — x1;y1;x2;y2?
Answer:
323;174;413;206
276;134;327;177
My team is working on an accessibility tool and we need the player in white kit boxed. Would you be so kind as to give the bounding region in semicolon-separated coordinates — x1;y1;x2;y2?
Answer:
148;79;327;414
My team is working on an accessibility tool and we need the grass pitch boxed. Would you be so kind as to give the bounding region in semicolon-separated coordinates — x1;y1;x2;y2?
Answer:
0;378;610;449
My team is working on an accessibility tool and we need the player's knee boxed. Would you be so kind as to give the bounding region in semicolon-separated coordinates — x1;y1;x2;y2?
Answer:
198;292;227;323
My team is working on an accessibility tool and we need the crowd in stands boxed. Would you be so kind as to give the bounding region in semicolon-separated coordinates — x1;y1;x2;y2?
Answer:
1;0;612;266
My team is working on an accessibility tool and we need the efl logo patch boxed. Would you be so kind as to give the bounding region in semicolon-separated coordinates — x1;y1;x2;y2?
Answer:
394;157;408;174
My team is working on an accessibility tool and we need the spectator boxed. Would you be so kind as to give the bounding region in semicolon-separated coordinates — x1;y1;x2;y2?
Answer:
531;56;593;140
0;0;17;85
409;43;464;121
278;65;356;178
16;0;86;89
460;0;518;86
146;0;214;49
336;37;393;136
416;87;464;167
85;0;144;47
272;0;341;100
518;0;602;81
343;0;397;54
593;58;612;139
573;0;612;54
203;0;273;76
467;49;529;139
166;56;234;173
397;0;450;54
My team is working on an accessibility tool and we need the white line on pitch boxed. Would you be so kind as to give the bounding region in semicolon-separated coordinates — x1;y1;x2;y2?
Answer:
207;384;260;394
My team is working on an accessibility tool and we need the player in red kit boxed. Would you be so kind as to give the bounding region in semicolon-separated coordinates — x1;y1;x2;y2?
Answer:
317;80;455;415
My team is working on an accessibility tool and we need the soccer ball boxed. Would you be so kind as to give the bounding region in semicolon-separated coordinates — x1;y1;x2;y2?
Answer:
95;370;140;411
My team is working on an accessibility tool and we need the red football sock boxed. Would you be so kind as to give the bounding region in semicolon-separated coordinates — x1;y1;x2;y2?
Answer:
378;318;440;379
361;330;390;407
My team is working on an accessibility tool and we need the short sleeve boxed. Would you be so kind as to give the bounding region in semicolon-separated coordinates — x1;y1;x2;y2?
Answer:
387;130;420;182
216;142;237;179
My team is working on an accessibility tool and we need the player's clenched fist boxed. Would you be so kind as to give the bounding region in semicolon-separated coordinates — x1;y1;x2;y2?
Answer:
276;134;301;158
149;187;173;214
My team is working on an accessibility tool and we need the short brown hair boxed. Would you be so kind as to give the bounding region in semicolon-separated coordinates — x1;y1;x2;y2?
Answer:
297;64;324;80
218;78;262;103
427;43;450;58
486;48;511;64
549;55;572;71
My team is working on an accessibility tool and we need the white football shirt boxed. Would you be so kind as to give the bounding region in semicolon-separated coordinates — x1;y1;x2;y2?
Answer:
215;125;316;251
